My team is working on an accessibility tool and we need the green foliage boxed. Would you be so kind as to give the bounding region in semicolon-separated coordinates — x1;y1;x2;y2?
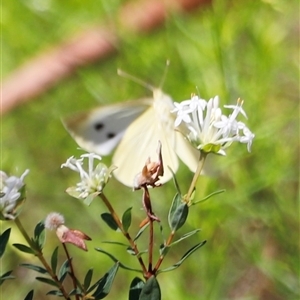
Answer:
158;241;207;274
95;248;142;273
168;193;189;232
101;213;119;231
91;262;119;299
58;259;71;282
122;207;133;232
20;263;48;274
0;270;14;285
32;221;45;250
83;269;93;291
24;290;34;300
192;189;225;205
51;247;59;275
134;223;149;242
36;276;59;287
0;228;11;258
129;277;145;300
13;243;35;255
139;276;161;300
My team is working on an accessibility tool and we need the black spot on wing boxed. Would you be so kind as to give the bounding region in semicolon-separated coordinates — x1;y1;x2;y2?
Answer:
107;133;115;139
94;123;104;131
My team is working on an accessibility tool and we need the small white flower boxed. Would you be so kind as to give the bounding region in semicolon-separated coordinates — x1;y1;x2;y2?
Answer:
173;95;255;154
0;169;29;220
61;153;114;203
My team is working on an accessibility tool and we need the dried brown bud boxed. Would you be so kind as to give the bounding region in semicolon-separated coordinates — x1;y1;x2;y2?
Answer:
56;225;91;251
133;141;164;190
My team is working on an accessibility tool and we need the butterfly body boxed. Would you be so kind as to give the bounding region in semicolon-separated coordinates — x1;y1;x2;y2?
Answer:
63;89;200;186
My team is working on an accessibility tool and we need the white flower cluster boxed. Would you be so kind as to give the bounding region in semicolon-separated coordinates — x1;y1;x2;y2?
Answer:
0;169;29;220
172;95;255;155
61;153;110;200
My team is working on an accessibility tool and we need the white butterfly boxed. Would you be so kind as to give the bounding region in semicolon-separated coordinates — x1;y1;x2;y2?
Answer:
63;88;200;187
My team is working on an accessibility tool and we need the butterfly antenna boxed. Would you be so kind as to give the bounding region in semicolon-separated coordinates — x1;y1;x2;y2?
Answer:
117;69;154;91
158;59;170;89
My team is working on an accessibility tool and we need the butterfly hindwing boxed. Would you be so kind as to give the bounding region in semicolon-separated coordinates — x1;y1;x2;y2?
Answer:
112;91;179;185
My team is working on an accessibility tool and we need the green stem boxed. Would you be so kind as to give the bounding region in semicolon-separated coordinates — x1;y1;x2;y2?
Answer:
14;217;33;247
14;217;71;300
184;151;207;203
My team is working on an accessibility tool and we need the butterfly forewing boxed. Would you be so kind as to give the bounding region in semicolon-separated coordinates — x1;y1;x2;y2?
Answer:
63;100;151;155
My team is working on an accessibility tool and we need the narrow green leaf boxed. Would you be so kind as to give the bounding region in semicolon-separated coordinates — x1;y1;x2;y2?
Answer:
92;262;119;299
0;228;11;258
51;247;59;274
126;247;136;256
83;269;93;290
34;222;45;250
58;259;70;282
159;245;170;257
192;189;225;205
87;277;102;294
158;240;207;274
69;288;82;296
24;290;34;300
101;213;119;231
135;249;148;258
128;277;144;300
13;243;35;255
95;248;142;273
35;277;59;287
122;207;132;232
168;229;201;247
0;270;14;285
34;222;44;240
139;276;161;300
169;203;189;232
46;290;63;296
133;223;149;242
168;193;183;230
168;167;182;195
20;263;48;274
101;241;128;247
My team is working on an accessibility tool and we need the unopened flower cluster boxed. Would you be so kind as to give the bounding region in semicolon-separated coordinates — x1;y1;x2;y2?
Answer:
172;95;255;155
0;169;29;220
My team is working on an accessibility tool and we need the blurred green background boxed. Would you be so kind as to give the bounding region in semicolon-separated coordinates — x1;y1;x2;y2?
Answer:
1;0;299;299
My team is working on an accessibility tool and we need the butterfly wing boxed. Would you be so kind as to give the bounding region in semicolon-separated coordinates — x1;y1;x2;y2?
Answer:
174;130;200;173
63;100;151;155
113;90;182;186
152;89;200;175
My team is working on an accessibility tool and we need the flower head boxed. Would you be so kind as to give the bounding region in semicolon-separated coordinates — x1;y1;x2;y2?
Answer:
61;153;115;205
172;95;255;155
45;212;91;251
0;169;29;220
